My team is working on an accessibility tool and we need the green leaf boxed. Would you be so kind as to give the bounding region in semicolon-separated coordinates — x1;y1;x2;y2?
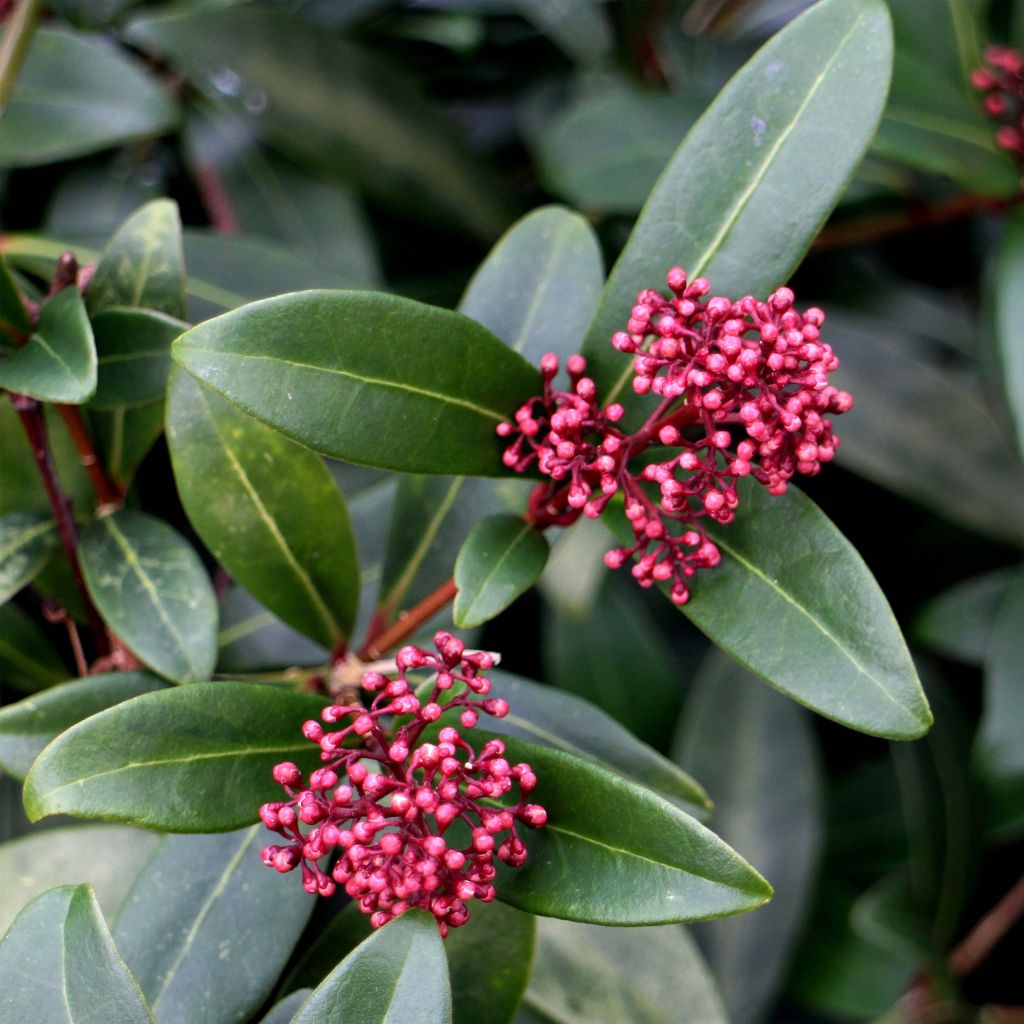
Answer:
543;578;684;750
91;308;186;408
0;825;161;939
89;401;166;489
260;991;312;1024
491;736;770;924
79;510;218;684
0;885;156;1023
681;480;930;739
0;511;58;606
996;212;1024;458
673;651;823;1023
454;516;549;628
23;682;327;830
978;570;1024;797
0;286;96;403
0;602;68;694
581;0;894;404
914;568;1015;666
290;910;452;1024
282;898;533;1024
168;370;358;649
483;670;709;816
0;28;178;168
0;671;167;780
113;827;315;1024
522;918;726;1024
88;199;187;320
0;255;31;338
126;5;512;241
873;50;1018;197
514;0;611;63
460;205;604;367
827;310;1024;548
171;291;540;474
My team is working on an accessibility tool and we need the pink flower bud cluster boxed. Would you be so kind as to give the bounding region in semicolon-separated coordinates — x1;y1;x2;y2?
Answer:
972;46;1024;165
260;632;545;936
498;268;851;604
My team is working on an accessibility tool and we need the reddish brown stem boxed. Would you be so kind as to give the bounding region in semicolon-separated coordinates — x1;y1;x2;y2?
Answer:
56;404;122;510
358;578;458;661
14;396;109;655
194;163;240;235
948;873;1024;978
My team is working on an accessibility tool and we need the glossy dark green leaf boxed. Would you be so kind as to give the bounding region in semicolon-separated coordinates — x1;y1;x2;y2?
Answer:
183;105;383;286
491;736;769;923
523;919;726;1024
282;897;533;1024
914;568;1014;666
0;885;155;1023
996;212;1024;457
0;825;160;938
0;511;58;605
460;205;604;367
89;401;166;489
290;910;452;1024
0;255;31;338
0;28;177;168
127;5;511;241
23;682;328;830
0;602;68;694
88;199;186;320
0;400;92;516
0;671;167;780
260;990;312;1024
79;510;217;684
91;308;186;408
532;78;703;215
681;480;930;739
673;651;823;1023
172;291;540;474
0;286;96;403
873;50;1018;196
827;310;1024;548
544;578;683;750
217;585;328;673
454;515;548;628
114;827;315;1024
167;371;358;649
581;0;894;404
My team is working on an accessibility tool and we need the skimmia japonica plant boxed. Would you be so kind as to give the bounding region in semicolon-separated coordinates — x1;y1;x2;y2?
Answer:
2;0;1023;1022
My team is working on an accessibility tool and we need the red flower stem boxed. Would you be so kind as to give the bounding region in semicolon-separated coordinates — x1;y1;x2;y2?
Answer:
948;872;1024;977
358;577;458;661
55;404;123;510
13;395;110;655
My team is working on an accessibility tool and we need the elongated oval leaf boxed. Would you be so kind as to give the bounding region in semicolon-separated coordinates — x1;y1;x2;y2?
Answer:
167;371;358;649
79;510;218;683
0;671;167;779
0;511;58;605
260;991;312;1024
172;291;541;474
0;255;31;338
673;651;823;1023
0;885;155;1024
581;0;894;403
0;286;96;403
91;308;186;408
90;401;166;489
484;670;710;818
460;205;604;366
114;828;315;1024
0;825;161;938
454;515;549;628
523;918;726;1024
997;212;1024;458
88;199;187;320
676;480;929;739
0;28;178;168
23;682;328;830
291;910;451;1024
0;602;69;694
491;737;770;924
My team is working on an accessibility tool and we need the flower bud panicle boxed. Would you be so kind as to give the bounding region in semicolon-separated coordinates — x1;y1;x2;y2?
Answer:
972;45;1024;166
